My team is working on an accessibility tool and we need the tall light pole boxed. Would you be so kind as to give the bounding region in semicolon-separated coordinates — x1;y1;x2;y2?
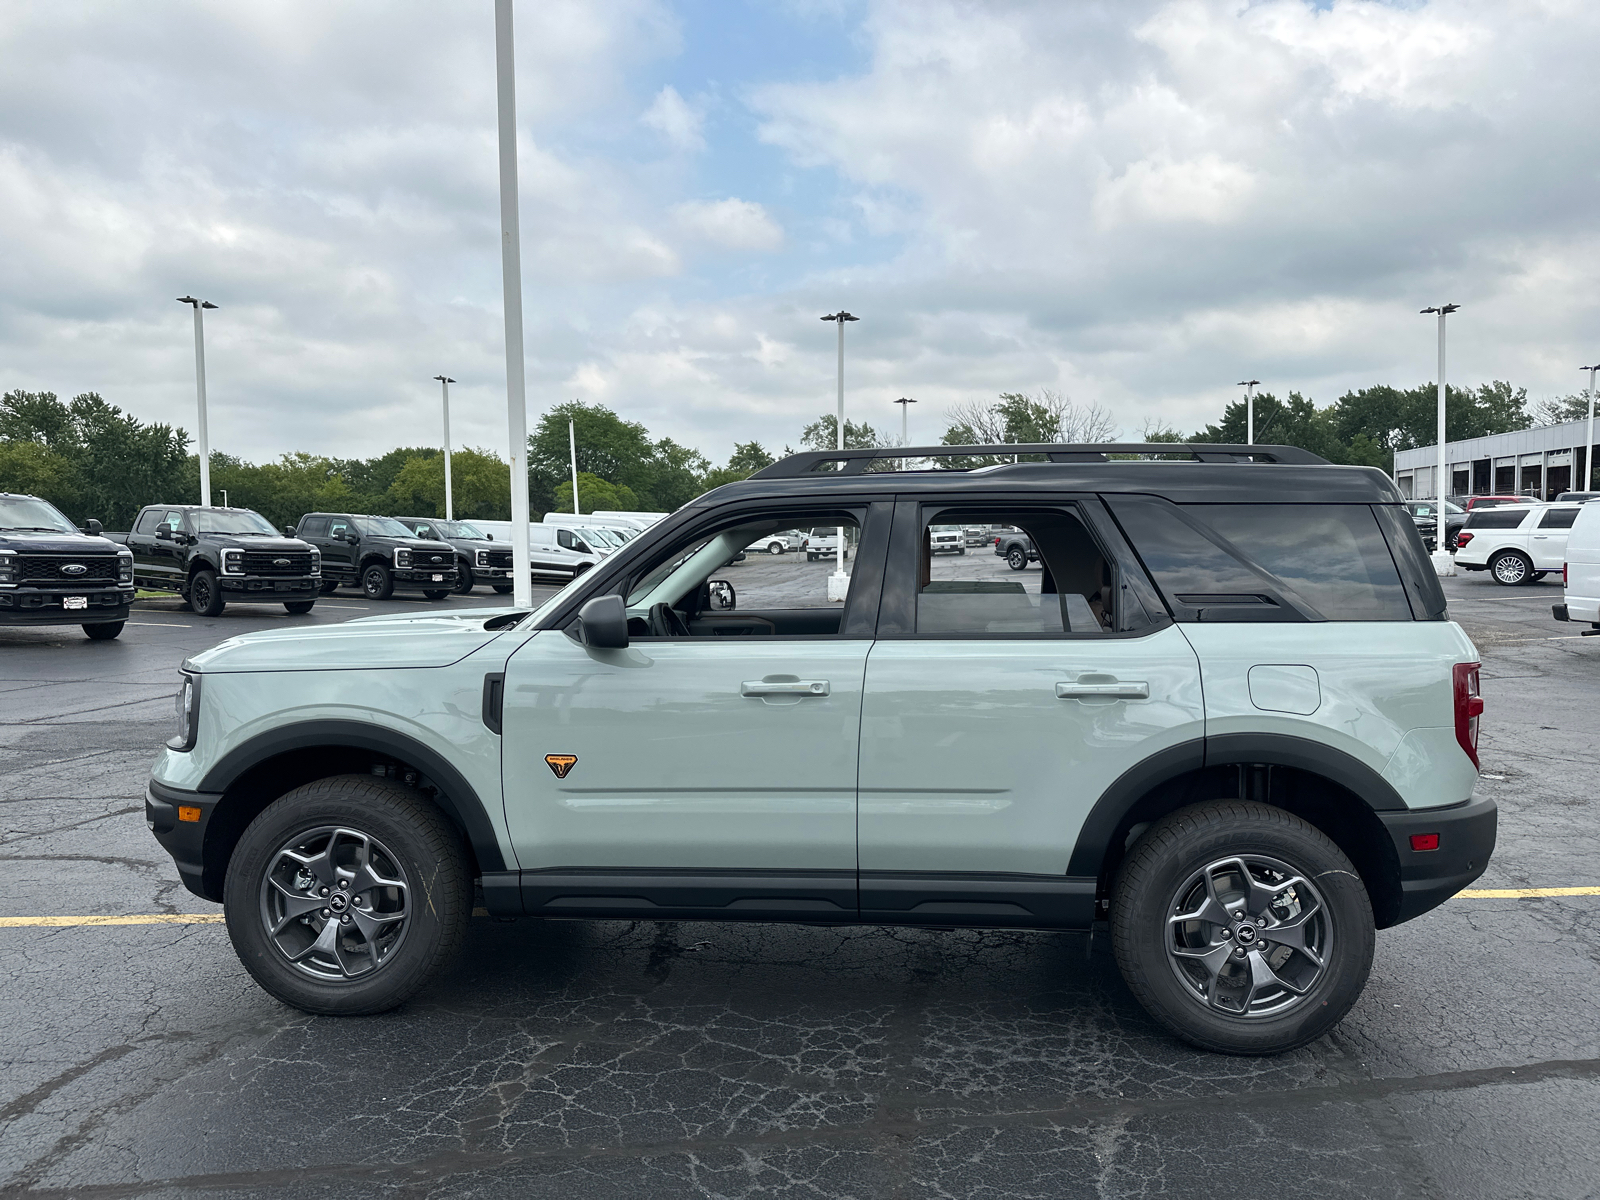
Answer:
1582;365;1599;492
895;396;916;446
1421;304;1460;575
569;417;580;516
434;376;456;521
821;311;858;596
495;0;532;609
1237;380;1260;445
177;297;217;507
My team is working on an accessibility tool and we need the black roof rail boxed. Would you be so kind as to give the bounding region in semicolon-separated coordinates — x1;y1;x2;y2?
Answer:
749;442;1329;479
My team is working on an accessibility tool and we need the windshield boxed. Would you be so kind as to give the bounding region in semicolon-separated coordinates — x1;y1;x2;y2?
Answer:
194;509;279;536
0;495;78;533
355;516;420;538
581;526;622;546
433;520;486;539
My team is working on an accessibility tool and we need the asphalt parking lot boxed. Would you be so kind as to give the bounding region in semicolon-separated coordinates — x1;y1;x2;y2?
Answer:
2;568;1598;1198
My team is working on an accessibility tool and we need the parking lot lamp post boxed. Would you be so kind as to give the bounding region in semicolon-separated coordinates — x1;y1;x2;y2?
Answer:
1237;380;1259;445
821;312;858;593
434;376;456;521
1421;305;1460;576
1583;365;1599;491
569;418;580;516
895;396;916;446
176;297;218;507
495;0;532;609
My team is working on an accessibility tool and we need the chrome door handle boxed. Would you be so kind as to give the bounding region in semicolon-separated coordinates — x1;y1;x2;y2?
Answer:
742;680;830;697
1056;681;1148;700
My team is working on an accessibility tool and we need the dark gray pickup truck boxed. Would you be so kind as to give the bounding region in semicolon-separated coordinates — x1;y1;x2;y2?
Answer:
993;528;1038;570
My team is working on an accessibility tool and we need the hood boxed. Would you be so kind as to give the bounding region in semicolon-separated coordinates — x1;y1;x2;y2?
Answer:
185;608;522;673
208;535;314;552
0;531;123;554
397;538;456;554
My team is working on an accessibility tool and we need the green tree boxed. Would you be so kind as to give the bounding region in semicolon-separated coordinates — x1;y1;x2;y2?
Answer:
386;449;512;520
552;472;641;515
799;414;881;451
701;440;777;492
0;440;78;508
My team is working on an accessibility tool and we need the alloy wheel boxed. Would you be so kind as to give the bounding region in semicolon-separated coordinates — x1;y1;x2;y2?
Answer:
1492;553;1528;585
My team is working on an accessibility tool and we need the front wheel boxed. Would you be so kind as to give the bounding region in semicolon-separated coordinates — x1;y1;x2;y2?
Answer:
768;542;784;555
319;580;339;595
1007;547;1028;571
82;622;124;640
362;564;394;600
284;601;315;615
1112;800;1374;1055
423;589;451;601
1490;551;1533;586
190;569;225;617
492;584;514;595
223;775;470;1015
454;566;475;595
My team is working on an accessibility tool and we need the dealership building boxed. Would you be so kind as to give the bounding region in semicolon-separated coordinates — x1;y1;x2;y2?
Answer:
1393;416;1598;501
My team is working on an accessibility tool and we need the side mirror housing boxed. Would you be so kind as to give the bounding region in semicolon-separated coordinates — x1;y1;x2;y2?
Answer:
284;526;297;537
155;527;172;541
576;594;629;649
85;518;103;536
485;533;494;540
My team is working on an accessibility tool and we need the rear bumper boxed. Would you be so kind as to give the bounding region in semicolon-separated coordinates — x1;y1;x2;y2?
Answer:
146;778;223;901
1378;794;1497;925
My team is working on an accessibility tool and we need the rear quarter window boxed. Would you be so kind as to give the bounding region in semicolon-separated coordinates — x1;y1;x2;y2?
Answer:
1464;509;1531;530
1537;508;1579;530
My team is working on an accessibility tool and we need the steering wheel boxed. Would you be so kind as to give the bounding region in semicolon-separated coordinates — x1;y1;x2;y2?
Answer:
647;602;690;638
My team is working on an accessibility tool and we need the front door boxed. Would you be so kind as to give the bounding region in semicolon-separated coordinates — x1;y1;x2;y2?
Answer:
321;516;358;583
856;499;1205;926
499;502;888;920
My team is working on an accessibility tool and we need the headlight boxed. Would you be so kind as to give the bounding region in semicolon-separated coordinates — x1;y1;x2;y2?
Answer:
168;673;199;751
0;551;14;586
395;548;413;568
222;550;244;575
476;550;490;567
117;551;133;583
309;550;320;576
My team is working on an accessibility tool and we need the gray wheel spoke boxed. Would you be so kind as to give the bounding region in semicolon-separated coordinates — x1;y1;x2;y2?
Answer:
349;905;403;942
1244;948;1308;1008
1261;905;1324;967
280;844;337;886
288;917;342;964
268;881;326;933
1172;940;1234;1005
1170;892;1231;930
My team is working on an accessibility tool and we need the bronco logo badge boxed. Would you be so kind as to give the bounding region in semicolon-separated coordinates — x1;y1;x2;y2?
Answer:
544;754;578;779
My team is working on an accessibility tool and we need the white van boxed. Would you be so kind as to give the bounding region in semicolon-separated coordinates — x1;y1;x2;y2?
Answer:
529;521;606;579
593;510;667;527
1554;500;1600;630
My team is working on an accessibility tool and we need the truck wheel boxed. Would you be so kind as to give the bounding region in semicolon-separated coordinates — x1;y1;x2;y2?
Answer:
958;546;966;555
362;564;394;600
423;590;451;601
768;541;784;555
1007;546;1028;571
284;601;315;615
454;566;475;595
190;569;226;617
1112;800;1374;1055
492;584;514;595
319;581;339;596
1490;551;1532;586
82;622;124;640
223;775;470;1016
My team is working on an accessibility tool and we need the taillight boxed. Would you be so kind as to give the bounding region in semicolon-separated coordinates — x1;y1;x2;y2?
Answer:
1453;662;1483;770
1455;531;1473;547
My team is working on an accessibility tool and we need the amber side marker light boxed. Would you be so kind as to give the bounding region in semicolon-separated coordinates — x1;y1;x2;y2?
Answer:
178;806;202;823
1410;833;1440;852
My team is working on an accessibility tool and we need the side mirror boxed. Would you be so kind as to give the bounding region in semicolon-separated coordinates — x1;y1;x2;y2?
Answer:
485;533;494;540
156;528;172;541
85;518;103;536
343;533;359;544
707;579;736;610
284;526;296;537
576;594;629;649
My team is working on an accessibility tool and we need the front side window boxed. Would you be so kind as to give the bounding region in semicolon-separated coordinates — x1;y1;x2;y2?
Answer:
327;518;350;539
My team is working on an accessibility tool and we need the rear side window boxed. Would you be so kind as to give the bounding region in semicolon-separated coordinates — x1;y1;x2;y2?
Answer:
1537;508;1579;530
1465;509;1530;530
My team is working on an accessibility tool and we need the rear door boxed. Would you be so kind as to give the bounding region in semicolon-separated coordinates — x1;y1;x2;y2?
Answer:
856;497;1204;927
1530;506;1579;570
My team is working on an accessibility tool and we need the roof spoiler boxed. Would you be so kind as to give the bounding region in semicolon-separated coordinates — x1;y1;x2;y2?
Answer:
750;442;1329;479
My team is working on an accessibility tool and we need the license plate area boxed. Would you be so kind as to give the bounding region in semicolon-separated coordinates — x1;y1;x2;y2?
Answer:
432;574;444;582
63;596;88;610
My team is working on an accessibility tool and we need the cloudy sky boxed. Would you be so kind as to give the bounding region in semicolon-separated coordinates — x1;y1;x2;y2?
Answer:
2;0;1597;466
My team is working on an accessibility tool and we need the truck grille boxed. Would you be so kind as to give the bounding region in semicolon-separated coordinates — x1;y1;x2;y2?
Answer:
486;550;512;569
17;555;120;583
242;551;315;576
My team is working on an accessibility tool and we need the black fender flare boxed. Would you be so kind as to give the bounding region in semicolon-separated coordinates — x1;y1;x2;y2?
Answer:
197;719;507;871
1065;733;1405;879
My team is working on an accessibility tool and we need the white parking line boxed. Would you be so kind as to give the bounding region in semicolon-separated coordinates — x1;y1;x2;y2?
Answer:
128;621;194;628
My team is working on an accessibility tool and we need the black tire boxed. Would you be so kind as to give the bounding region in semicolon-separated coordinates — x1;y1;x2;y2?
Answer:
492;584;514;594
1112;800;1375;1055
362;564;394;600
1490;551;1533;586
423;589;451;601
284;601;315;614
1007;546;1028;571
1530;571;1547;582
454;565;475;595
319;580;339;595
767;542;784;555
573;563;591;579
82;621;124;640
958;546;966;555
223;775;471;1016
190;569;225;617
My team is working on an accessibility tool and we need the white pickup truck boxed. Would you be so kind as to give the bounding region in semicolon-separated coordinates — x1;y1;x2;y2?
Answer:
804;528;851;562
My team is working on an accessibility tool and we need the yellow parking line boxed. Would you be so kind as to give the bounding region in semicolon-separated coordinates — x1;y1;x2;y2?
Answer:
0;913;224;927
1456;886;1600;899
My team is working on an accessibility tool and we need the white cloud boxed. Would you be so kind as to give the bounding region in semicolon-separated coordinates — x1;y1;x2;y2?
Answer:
671;198;785;252
641;84;705;152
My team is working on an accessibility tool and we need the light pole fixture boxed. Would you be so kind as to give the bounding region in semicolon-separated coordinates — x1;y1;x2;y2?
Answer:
434;376;456;521
1582;365;1599;493
569;417;580;516
1237;380;1260;445
1420;304;1460;575
177;297;218;507
894;396;916;446
820;312;859;592
495;0;533;609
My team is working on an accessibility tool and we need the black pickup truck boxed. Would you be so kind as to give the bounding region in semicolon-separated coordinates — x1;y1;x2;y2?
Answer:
109;505;321;617
294;513;457;600
393;516;514;594
0;492;134;638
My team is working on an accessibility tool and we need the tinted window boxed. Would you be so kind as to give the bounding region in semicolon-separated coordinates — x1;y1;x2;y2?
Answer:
556;529;576;549
134;509;162;534
1465;509;1530;530
300;516;330;538
1538;508;1579;529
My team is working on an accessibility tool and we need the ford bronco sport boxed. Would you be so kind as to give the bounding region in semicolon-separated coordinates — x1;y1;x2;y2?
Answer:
146;443;1494;1054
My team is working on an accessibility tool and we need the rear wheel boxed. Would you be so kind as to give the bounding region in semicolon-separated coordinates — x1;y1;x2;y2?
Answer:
319;580;339;595
1007;546;1028;571
492;584;514;594
423;589;451;601
82;622;124;640
1490;551;1533;586
768;542;784;555
454;566;475;595
362;564;394;600
1112;800;1374;1055
223;775;470;1015
284;601;315;614
190;569;225;617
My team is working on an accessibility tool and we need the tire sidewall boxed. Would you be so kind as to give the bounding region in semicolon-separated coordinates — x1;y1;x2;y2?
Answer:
191;570;224;617
363;564;392;599
1112;801;1375;1055
455;565;475;594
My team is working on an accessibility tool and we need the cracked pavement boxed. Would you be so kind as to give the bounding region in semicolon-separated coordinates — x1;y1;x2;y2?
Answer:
2;578;1598;1198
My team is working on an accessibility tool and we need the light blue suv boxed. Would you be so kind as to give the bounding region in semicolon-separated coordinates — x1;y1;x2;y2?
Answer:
146;442;1494;1054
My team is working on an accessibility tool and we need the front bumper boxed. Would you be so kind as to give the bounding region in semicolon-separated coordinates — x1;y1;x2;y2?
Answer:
146;778;224;901
393;569;459;589
219;575;319;595
1378;793;1497;924
0;587;133;624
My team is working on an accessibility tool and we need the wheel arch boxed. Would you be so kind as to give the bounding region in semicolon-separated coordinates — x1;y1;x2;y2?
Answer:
1070;734;1407;928
359;553;392;572
194;720;506;902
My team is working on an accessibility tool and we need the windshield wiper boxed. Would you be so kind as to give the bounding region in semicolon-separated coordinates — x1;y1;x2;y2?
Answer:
0;526;71;533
